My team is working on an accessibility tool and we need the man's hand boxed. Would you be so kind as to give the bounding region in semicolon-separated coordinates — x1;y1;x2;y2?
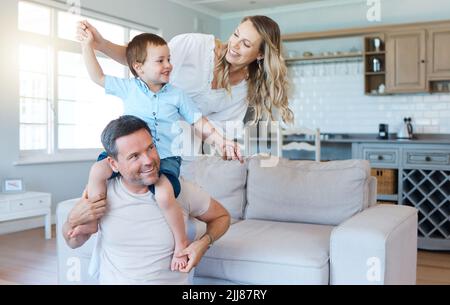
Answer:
67;188;107;228
175;237;210;273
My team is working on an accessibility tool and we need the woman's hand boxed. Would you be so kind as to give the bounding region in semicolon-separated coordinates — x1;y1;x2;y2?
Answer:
79;28;94;47
221;139;243;163
76;20;104;49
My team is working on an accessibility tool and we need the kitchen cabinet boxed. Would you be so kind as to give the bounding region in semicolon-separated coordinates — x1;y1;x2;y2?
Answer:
427;26;450;80
284;20;450;95
385;30;427;93
364;34;386;95
353;142;450;250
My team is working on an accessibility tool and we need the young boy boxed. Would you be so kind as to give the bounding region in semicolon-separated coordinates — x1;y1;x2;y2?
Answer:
72;24;242;271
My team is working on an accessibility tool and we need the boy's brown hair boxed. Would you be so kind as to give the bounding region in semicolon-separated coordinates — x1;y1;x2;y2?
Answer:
126;33;167;77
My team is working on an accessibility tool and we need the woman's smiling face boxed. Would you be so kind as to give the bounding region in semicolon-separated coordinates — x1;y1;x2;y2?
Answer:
226;20;263;68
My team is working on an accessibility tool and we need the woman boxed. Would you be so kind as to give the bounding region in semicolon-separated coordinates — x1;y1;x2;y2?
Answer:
77;15;293;156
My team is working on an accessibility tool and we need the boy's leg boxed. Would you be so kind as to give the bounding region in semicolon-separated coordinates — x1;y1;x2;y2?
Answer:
154;175;188;271
152;157;187;271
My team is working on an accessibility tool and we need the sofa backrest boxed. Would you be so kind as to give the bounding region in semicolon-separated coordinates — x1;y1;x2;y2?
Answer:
246;157;371;226
181;156;248;221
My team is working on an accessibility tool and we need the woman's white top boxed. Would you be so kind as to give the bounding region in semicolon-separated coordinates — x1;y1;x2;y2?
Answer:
169;33;248;141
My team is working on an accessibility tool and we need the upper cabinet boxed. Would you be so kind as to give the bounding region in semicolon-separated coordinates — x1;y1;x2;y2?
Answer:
427;26;450;80
385;30;427;93
283;20;450;95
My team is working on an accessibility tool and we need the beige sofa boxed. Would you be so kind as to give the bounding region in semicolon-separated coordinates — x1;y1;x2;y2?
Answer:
56;156;418;284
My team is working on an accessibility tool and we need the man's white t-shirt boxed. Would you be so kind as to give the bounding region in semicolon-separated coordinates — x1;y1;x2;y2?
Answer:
90;177;210;285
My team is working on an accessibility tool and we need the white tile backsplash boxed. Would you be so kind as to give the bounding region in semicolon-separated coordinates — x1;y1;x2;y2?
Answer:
288;61;450;134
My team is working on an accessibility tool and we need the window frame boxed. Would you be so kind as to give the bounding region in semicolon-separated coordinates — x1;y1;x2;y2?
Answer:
17;0;160;165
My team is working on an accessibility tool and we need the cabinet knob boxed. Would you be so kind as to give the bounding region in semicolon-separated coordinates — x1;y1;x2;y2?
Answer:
420;60;425;63
425;156;431;162
378;155;384;161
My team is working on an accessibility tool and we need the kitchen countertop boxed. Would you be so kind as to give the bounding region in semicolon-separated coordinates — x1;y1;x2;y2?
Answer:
284;133;450;144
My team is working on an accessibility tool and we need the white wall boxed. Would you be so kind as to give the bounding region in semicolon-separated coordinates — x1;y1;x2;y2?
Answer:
220;0;450;39
219;0;450;134
289;61;450;134
0;0;220;234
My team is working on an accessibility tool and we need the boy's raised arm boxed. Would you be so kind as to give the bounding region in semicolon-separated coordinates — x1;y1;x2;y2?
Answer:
80;29;105;87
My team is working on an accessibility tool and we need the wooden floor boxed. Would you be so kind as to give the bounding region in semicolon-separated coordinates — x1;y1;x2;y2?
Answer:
0;226;449;285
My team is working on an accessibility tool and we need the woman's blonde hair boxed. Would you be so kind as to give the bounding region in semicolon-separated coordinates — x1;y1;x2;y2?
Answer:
215;15;294;124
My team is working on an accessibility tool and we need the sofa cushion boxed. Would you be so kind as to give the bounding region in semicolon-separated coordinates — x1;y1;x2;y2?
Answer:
181;156;247;220
246;157;371;226
195;219;333;284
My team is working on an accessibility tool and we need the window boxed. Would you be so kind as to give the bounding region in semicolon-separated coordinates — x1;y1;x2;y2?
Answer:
17;1;159;161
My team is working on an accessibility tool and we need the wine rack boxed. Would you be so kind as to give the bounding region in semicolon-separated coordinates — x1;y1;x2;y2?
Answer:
402;169;450;250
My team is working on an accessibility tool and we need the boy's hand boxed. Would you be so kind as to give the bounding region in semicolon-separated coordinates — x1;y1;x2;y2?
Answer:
79;28;94;47
76;20;103;48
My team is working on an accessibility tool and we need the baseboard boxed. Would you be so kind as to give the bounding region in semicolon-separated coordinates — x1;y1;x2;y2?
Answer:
0;214;56;235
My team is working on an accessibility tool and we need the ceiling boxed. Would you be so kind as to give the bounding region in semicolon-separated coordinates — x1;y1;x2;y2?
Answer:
172;0;327;15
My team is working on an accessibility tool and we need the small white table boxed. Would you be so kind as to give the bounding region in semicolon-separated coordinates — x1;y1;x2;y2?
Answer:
0;192;52;239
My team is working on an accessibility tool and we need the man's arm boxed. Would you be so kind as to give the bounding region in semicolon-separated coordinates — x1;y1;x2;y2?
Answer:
62;190;107;249
177;198;230;273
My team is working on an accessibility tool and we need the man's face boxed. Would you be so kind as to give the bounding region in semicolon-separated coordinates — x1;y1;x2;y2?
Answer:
108;128;160;192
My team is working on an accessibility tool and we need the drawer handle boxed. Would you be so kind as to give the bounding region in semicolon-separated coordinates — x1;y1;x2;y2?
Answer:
425;156;431;162
19;203;23;206
378;155;384;161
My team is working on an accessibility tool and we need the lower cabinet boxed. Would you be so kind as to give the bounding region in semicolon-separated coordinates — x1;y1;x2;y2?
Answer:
353;143;450;250
402;168;450;250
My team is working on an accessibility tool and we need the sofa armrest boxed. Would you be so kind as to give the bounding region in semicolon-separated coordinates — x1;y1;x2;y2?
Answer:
330;204;418;285
368;176;377;207
56;199;98;285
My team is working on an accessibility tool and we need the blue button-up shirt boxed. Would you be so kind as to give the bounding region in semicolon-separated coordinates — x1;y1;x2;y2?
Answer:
105;75;201;159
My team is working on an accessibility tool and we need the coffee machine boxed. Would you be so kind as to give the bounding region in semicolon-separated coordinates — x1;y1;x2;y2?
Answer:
378;123;389;139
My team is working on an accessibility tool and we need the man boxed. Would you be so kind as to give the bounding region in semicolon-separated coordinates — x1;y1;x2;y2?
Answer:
62;115;230;284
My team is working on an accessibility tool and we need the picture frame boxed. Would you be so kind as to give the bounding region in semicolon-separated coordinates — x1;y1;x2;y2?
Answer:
2;178;25;193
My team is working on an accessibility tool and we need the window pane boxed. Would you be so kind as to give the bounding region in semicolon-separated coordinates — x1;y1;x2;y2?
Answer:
18;1;50;36
20;98;47;124
57;97;122;149
20;71;48;98
58;76;79;101
130;29;144;40
58;12;125;45
20;45;48;73
58;51;124;78
57;50;123;149
58;124;102;149
58;51;84;77
98;56;126;77
20;124;47;150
